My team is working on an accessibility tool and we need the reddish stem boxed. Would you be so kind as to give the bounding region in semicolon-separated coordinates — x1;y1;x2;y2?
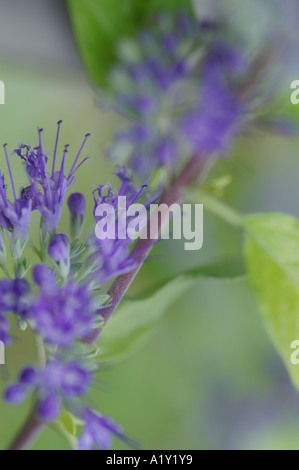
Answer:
84;155;205;344
8;408;45;451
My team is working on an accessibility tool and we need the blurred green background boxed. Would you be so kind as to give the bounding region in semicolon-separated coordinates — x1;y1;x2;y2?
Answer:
1;0;299;451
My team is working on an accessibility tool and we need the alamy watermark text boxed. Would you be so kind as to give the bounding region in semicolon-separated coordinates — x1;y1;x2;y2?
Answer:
95;197;203;251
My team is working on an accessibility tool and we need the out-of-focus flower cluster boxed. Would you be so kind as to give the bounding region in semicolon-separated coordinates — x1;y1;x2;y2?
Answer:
107;9;294;179
106;13;242;176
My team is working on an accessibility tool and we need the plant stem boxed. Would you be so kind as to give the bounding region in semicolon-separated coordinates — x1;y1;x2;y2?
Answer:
84;155;209;344
7;333;47;450
8;408;45;451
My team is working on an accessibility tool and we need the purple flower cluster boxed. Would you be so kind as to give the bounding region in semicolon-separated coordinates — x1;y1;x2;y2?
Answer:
182;42;247;155
91;167;148;284
0;164;32;246
1;125;133;450
0;278;31;316
31;265;97;348
107;12;250;176
5;359;92;421
0;315;10;345
78;408;124;451
5;359;124;449
10;123;90;236
0;278;31;344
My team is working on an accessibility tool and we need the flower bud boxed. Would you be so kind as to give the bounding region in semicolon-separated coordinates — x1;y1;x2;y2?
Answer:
48;235;70;278
5;384;28;404
37;395;61;422
68;193;86;222
68;193;86;238
19;368;39;386
48;234;70;264
33;265;56;290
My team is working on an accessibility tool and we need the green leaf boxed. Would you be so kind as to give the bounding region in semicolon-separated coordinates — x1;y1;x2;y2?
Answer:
50;412;78;449
97;259;245;363
189;189;244;229
200;175;233;197
59;412;77;436
67;0;193;88
244;213;299;390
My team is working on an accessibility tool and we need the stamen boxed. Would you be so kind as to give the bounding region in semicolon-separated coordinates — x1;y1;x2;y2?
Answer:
0;180;7;207
58;145;69;199
37;127;54;210
67;133;90;180
67;176;76;189
60;145;69;175
43;161;53;211
68;156;89;181
38;128;44;155
52;120;62;178
130;184;148;205
3;144;17;203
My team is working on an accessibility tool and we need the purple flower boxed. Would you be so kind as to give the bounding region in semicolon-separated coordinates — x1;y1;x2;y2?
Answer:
203;41;248;80
5;360;92;422
78;408;124;451
0;279;31;344
32;264;56;290
181;41;248;155
5;384;28;404
48;234;70;264
20;367;39;385
156;137;178;167
0;278;31;317
38;395;61;422
182;83;245;155
0;159;32;246
107;10;284;175
13;123;90;235
0;315;11;345
68;193;86;223
107;12;198;175
91;167;147;284
68;193;86;238
92;238;138;285
31;274;97;348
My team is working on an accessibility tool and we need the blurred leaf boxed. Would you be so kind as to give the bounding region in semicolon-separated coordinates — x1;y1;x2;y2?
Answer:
188;189;244;228
200;175;233;198
97;259;245;363
50;412;78;449
59;412;77;436
244;213;299;390
67;0;193;88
